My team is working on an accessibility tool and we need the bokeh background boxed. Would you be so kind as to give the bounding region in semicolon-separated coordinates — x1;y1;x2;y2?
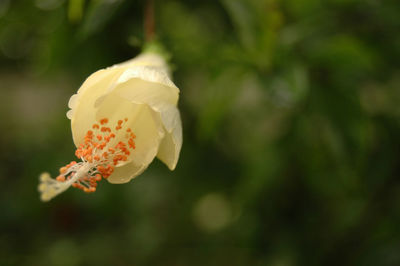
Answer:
1;0;400;265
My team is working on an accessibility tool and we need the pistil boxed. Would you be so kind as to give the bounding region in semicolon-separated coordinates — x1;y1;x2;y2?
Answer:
38;117;136;201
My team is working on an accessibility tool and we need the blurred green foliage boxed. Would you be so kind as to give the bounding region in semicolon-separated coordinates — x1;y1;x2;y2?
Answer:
1;0;400;265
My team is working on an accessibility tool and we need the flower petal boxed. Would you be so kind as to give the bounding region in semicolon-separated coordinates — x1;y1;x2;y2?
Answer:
156;104;182;170
113;77;178;107
111;79;182;170
94;93;164;183
116;66;178;94
69;67;125;144
107;162;147;184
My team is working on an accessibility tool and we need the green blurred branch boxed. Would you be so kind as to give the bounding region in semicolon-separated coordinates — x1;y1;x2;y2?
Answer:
144;0;155;42
68;0;84;23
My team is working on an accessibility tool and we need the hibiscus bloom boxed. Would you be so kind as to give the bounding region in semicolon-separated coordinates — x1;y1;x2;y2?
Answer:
39;52;182;201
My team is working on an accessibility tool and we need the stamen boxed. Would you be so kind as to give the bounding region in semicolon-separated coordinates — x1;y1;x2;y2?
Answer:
38;117;136;201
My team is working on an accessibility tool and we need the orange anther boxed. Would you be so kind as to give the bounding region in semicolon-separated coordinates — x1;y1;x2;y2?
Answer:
128;139;135;149
118;120;123;125
59;167;67;174
100;118;109;125
116;125;122;130
95;174;102;181
56;175;65;182
97;135;102;141
87;130;93;135
86;155;92;162
124;118;128;121
126;128;131;132
101;127;111;132
92;124;100;129
94;155;100;161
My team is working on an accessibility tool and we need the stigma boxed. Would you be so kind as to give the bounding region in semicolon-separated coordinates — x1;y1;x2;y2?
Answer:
38;118;136;202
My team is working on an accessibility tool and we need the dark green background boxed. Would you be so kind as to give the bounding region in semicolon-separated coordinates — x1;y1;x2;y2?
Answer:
1;0;400;265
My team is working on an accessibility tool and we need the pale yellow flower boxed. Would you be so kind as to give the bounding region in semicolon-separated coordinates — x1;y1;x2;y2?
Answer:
38;52;182;201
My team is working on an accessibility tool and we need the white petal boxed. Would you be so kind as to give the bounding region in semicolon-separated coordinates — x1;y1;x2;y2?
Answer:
156;104;182;170
111;80;182;170
77;66;120;94
94;93;164;183
116;66;178;93
113;77;179;107
70;67;125;145
115;52;178;94
107;162;147;184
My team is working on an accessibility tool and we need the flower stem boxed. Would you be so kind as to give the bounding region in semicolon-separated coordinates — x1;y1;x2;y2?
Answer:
144;0;155;42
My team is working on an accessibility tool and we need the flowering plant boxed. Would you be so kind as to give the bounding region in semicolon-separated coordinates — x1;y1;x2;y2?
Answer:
39;52;182;201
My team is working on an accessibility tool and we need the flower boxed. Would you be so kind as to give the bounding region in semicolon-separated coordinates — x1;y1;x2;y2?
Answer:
38;52;182;201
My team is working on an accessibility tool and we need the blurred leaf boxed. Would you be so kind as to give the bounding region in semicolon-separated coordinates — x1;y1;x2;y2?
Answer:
79;0;123;39
221;0;256;49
